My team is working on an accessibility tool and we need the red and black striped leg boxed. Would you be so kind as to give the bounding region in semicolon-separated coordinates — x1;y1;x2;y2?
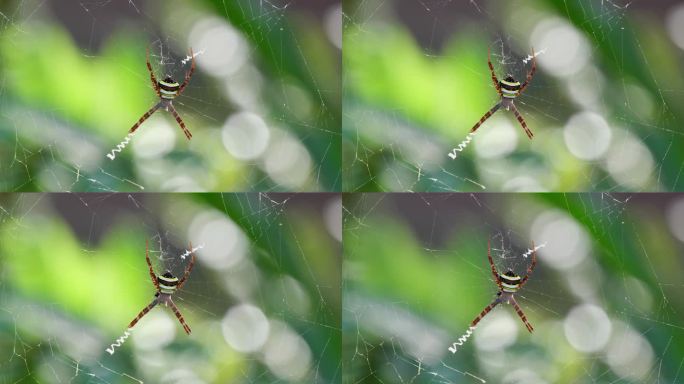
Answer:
487;48;501;94
129;103;161;135
518;47;536;95
511;297;534;333
168;105;192;140
177;242;196;289
169;300;191;335
470;103;501;134
128;300;158;329
519;241;537;288
471;299;500;327
145;239;160;290
511;105;534;139
487;240;503;290
178;48;196;95
146;46;160;97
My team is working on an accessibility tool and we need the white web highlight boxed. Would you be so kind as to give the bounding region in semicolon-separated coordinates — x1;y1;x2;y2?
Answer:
180;244;204;260
106;132;135;160
105;329;132;355
522;242;546;258
447;326;477;354
181;49;205;65
447;132;476;160
522;48;546;64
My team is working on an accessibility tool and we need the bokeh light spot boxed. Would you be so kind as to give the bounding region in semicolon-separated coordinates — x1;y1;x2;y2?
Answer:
563;111;612;160
263;321;312;381
132;118;176;159
564;304;611;352
604;321;654;381
604;130;654;189
666;196;684;242
189;17;248;77
222;111;271;160
531;19;590;77
666;3;684;50
221;303;269;353
474;311;518;351
189;210;247;270
532;210;589;270
473;117;518;159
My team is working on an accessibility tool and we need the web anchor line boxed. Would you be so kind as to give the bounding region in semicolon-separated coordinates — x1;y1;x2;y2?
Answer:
106;132;135;160
447;132;476;160
448;326;477;353
105;328;132;355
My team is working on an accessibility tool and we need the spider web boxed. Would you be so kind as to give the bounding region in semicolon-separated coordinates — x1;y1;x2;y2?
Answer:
0;0;341;192
342;0;684;192
342;192;684;383
0;192;342;383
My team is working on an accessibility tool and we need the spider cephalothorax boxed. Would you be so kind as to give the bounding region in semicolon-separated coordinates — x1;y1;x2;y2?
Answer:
470;240;537;333
127;47;196;140
469;48;537;139
128;240;196;335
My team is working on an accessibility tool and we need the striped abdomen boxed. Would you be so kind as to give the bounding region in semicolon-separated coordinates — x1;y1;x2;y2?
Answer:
499;273;521;292
158;78;180;100
158;273;179;294
499;79;521;99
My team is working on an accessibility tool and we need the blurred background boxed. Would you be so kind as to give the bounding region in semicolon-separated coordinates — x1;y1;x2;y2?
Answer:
343;0;684;192
0;0;341;192
343;193;684;383
0;193;341;383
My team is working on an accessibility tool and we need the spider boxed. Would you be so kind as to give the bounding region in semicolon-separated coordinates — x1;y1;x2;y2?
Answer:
470;239;537;333
127;47;196;140
128;240;196;335
469;48;537;139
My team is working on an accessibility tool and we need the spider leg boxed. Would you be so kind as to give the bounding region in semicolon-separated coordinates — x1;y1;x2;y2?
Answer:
146;46;161;97
168;104;193;140
145;239;160;291
129;102;161;135
519;241;537;288
487;48;501;94
470;103;501;134
487;239;503;290
177;48;196;96
169;299;192;335
128;299;158;329
177;242;196;289
471;298;501;327
517;47;536;95
510;296;534;333
511;104;534;139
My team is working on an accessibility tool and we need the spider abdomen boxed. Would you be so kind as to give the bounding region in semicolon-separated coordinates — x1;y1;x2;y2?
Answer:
499;79;521;99
158;79;180;99
499;273;521;292
158;274;179;294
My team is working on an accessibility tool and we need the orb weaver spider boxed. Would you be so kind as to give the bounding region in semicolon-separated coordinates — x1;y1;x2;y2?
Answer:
470;48;537;139
127;47;196;140
127;240;196;335
470;239;537;333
